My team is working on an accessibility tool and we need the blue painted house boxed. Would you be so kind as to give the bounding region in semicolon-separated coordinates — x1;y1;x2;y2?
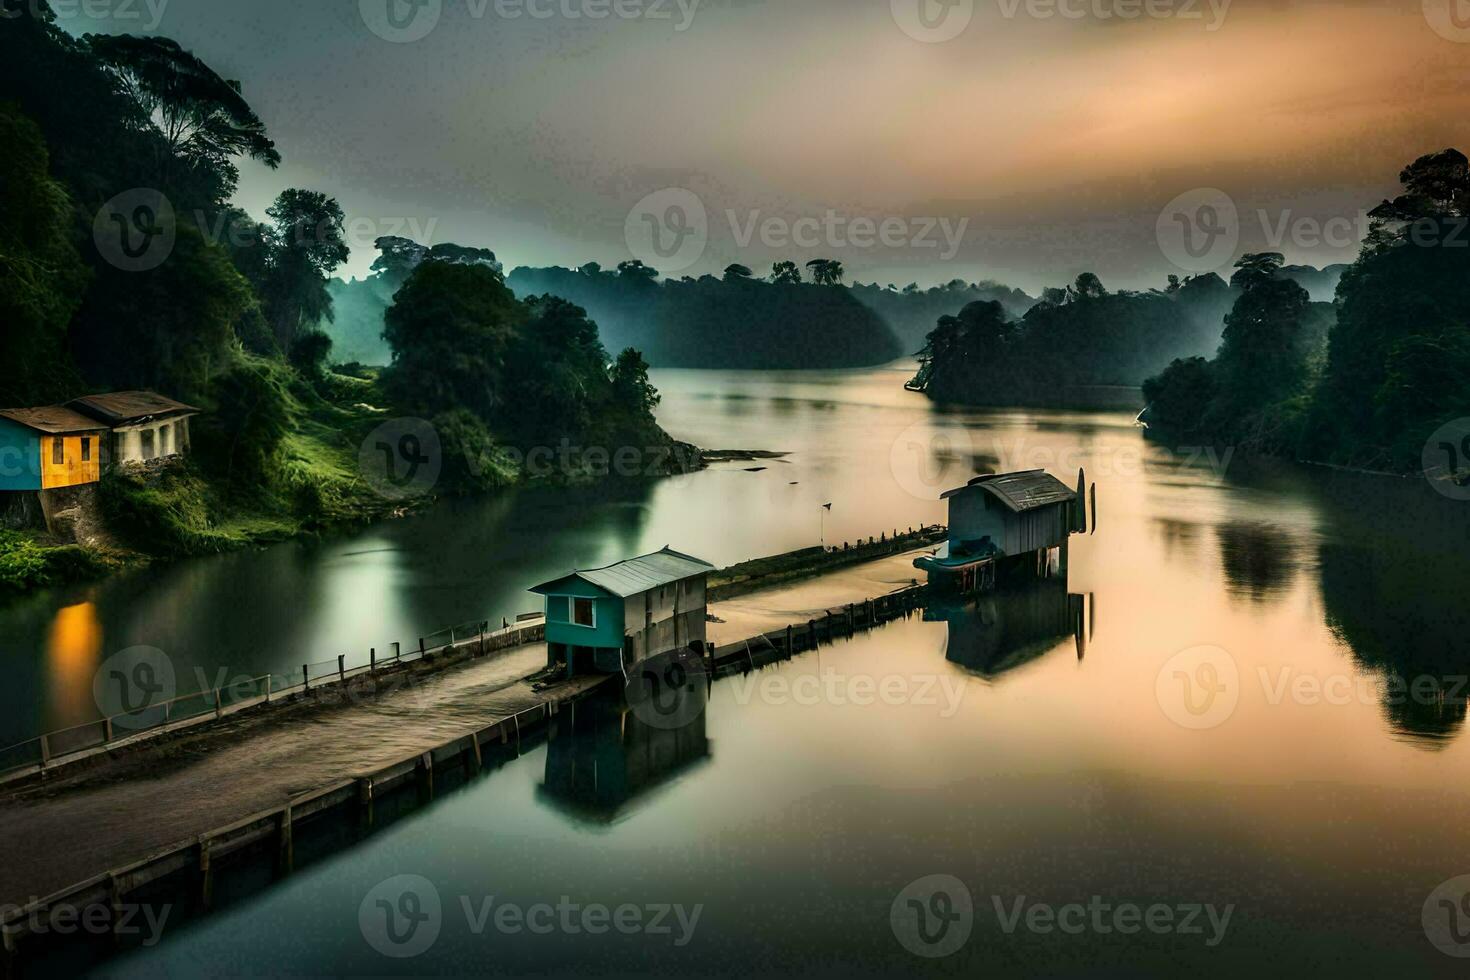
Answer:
530;548;714;677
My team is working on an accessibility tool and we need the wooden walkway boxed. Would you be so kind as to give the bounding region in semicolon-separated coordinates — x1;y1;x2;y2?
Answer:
0;639;607;961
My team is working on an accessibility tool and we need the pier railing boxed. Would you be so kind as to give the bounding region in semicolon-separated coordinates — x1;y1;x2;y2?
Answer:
0;615;546;783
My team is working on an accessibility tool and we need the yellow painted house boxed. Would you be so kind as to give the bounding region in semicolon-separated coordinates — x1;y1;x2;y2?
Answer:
0;406;108;491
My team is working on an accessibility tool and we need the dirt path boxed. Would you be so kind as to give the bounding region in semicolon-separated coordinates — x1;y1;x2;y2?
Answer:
0;643;594;909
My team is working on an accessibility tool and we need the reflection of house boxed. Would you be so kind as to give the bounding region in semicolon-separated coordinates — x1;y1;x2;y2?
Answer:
917;470;1082;592
67;391;199;467
538;691;710;824
928;580;1088;679
530;547;714;677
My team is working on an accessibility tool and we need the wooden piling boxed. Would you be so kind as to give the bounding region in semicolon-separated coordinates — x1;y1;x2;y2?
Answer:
276;805;293;875
199;838;213;910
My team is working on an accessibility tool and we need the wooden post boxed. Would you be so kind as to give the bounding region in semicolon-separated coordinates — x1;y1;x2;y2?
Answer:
479;624;485;657
214;687;223;720
38;734;50;767
786;624;794;655
392;641;401;663
418;637;426;658
104;716;114;742
847;603;855;635
358;777;375;828
338;655;346;683
277;805;293;875
302;664;309;691
370;647;377;671
199;838;213;910
109;872;125;946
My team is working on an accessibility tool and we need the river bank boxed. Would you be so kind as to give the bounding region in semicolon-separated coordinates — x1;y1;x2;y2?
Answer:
0;434;716;601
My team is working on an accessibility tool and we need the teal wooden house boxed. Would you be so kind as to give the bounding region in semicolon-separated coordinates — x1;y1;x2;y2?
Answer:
530;548;714;677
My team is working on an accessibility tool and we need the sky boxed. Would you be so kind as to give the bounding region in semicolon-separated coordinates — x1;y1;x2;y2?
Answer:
58;0;1470;291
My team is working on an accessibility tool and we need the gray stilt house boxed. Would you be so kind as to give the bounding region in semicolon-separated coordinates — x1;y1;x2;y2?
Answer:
530;547;714;678
916;469;1083;592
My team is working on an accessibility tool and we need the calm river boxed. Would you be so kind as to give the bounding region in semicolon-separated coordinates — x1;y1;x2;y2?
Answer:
7;363;1470;976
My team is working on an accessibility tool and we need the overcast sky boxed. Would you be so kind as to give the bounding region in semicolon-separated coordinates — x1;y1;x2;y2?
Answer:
60;0;1470;291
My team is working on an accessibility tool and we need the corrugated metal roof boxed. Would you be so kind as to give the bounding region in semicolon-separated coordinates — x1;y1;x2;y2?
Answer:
0;406;109;434
67;391;199;425
531;547;714;598
942;470;1077;513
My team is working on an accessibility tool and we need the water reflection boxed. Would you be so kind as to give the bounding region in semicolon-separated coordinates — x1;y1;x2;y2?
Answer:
44;600;101;730
926;579;1088;680
1214;521;1301;603
1310;469;1470;748
539;689;711;825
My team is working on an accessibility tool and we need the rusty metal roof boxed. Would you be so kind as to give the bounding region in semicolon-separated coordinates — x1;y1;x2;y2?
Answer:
67;390;199;425
942;470;1077;513
530;547;714;598
0;406;109;434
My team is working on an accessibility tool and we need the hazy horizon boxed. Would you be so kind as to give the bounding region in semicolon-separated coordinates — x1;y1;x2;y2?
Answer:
56;0;1470;292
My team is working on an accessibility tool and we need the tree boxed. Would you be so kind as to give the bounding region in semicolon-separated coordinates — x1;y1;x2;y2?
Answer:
806;258;845;286
1228;252;1285;291
87;33;279;196
1215;255;1312;414
617;259;659;284
611;348;660;421
380;261;524;420
370;235;428;291
1368;148;1469;223
260;189;349;351
771;261;802;284
1070;272;1107;301
909;300;1014;396
723;263;754;282
1306;147;1470;467
0;101;89;405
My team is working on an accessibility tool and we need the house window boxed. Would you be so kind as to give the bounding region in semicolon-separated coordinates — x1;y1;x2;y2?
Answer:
81;437;91;462
573;598;595;628
52;437;64;465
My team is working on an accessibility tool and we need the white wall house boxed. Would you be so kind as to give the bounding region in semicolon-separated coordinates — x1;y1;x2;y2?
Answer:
65;391;200;469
